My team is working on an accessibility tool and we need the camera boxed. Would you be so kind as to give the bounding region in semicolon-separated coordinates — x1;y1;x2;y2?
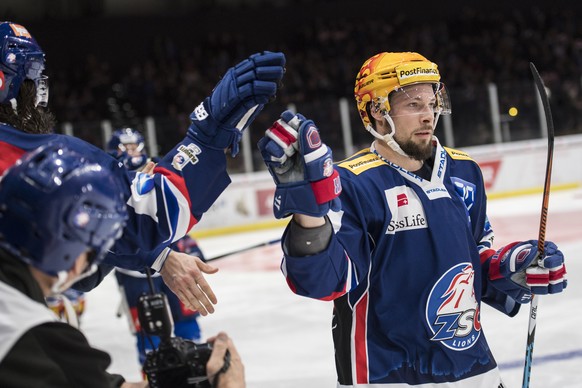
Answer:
137;275;213;388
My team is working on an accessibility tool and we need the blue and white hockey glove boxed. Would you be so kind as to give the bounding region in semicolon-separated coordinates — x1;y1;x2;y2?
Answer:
188;51;286;156
486;240;567;303
258;110;341;219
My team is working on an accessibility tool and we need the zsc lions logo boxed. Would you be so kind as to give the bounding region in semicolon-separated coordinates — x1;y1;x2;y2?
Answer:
426;263;481;351
172;143;201;171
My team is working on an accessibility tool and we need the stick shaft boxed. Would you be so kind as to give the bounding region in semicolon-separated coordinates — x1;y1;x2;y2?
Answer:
522;62;555;388
206;238;281;262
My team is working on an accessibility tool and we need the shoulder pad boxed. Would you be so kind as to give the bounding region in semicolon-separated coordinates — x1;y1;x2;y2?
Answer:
337;149;385;175
444;146;474;161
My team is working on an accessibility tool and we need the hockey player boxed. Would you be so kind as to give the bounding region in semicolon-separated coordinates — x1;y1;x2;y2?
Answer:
106;127;208;365
0;21;286;314
258;52;567;386
0;143;245;388
0;143;144;387
107;127;152;170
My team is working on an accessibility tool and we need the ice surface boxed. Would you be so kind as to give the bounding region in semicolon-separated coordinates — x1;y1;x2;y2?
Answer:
82;188;582;387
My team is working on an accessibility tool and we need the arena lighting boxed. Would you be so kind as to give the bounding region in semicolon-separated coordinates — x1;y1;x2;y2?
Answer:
508;106;519;117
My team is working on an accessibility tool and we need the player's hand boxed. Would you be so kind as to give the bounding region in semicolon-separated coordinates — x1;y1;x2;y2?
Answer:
160;249;219;315
488;240;566;303
188;51;286;156
258;110;341;218
207;332;245;388
139;161;156;175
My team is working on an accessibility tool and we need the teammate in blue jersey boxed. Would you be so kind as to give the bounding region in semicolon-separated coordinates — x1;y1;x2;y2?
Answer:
258;52;568;387
0;21;285;314
107;127;154;170
107;127;207;365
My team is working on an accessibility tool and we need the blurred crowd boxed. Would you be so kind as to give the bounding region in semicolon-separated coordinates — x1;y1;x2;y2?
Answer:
36;4;582;154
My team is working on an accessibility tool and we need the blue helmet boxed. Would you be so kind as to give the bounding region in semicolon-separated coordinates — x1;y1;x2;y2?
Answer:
107;127;146;154
0;22;48;106
0;142;128;276
107;127;148;170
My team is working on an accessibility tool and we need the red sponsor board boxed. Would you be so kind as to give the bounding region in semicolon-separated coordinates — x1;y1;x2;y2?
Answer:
256;188;275;216
477;160;501;190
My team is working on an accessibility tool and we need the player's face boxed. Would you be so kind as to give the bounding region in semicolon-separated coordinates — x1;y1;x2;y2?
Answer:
389;84;436;160
124;143;142;157
50;251;92;295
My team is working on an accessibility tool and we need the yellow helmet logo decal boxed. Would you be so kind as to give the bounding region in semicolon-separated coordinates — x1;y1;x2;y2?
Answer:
395;62;440;86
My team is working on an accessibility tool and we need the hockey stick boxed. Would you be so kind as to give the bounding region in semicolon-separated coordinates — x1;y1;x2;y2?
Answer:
521;62;555;388
206;238;281;262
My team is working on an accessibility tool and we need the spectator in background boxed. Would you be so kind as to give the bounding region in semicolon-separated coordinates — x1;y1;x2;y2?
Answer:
46;5;582;153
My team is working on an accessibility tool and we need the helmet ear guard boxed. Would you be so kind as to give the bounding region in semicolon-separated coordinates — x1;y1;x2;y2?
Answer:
369;98;385;118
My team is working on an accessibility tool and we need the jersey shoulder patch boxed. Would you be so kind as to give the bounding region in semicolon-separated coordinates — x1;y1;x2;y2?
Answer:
444;146;474;161
337;149;385;175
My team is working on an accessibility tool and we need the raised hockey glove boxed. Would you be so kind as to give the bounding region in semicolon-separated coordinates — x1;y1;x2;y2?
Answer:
258;110;341;219
188;51;286;156
486;240;567;303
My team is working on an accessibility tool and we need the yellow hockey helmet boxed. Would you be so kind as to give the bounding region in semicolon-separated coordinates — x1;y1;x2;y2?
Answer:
354;52;449;131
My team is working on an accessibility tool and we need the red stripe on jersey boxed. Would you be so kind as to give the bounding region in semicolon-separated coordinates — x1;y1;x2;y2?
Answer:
320;257;349;301
153;166;198;231
319;289;346;302
355;292;369;384
0;141;26;175
285;277;297;294
287;275;346;302
130;306;142;332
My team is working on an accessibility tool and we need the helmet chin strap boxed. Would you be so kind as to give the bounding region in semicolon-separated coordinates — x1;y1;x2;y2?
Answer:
50;271;70;295
49;263;98;295
366;114;409;157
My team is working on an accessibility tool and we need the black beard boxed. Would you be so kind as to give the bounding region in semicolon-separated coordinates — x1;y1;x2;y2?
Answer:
0;81;56;134
399;138;433;161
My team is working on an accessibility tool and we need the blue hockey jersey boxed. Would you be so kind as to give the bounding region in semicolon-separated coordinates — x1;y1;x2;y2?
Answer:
282;138;517;387
0;123;230;271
